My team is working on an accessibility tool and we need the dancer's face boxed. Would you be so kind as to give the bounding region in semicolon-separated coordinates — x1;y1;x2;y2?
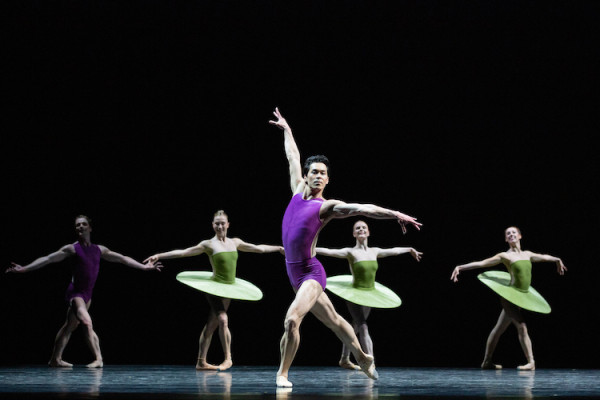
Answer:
74;217;92;238
505;227;521;244
353;221;370;240
304;162;329;190
212;215;229;235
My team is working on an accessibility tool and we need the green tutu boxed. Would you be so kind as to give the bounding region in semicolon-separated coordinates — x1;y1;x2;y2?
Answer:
326;275;401;308
176;271;263;301
478;270;550;314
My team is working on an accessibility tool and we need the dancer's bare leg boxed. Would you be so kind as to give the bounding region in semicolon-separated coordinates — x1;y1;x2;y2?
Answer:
481;307;511;369
48;303;80;367
196;311;219;370
276;280;323;387
502;300;535;370
311;292;378;381
67;298;103;368
207;295;233;371
339;302;371;370
339;343;360;370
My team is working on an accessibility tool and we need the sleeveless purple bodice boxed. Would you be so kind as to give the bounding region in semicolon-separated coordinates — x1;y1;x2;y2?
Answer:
65;242;101;303
282;193;324;262
282;193;327;290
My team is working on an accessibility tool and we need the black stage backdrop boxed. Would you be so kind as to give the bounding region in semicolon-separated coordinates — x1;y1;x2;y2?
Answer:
2;1;598;369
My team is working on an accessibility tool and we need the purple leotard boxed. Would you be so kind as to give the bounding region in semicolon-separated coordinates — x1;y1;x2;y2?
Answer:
282;193;327;290
64;242;101;303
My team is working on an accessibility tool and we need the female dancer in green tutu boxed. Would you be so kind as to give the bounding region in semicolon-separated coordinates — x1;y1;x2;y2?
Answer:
145;210;282;371
316;220;422;370
451;226;567;370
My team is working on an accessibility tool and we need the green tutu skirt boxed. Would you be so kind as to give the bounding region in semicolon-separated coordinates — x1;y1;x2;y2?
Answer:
176;271;263;301
477;270;551;314
325;275;401;308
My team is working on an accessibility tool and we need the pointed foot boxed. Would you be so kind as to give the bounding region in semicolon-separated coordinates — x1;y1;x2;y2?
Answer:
339;359;361;371
217;358;232;371
196;361;219;370
276;375;293;388
358;355;378;380
481;361;502;370
86;360;103;368
48;359;73;368
517;362;535;371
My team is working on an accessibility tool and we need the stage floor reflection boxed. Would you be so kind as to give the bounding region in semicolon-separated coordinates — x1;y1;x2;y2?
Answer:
1;365;599;399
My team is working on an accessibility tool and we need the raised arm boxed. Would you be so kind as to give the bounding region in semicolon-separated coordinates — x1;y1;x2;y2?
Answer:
99;246;162;271
321;200;421;233
376;247;423;262
450;253;503;282
234;238;284;254
528;251;567;275
144;242;209;263
269;107;303;193
6;244;75;273
315;247;351;259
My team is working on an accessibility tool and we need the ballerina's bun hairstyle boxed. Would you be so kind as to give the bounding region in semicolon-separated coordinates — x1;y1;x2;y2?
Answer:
214;210;228;220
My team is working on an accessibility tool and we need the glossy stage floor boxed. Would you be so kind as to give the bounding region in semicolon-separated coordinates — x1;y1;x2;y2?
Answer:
1;365;599;399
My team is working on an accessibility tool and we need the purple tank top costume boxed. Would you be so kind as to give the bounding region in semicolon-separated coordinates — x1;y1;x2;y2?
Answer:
282;193;327;290
64;242;101;303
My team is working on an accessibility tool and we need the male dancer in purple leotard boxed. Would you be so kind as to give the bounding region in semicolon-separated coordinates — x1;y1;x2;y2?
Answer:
7;215;162;368
270;108;422;387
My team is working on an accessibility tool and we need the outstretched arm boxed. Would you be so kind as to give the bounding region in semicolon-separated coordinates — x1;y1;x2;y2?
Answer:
376;247;423;262
144;242;209;263
100;246;162;271
315;247;351;259
321;200;422;233
529;251;567;275
6;244;75;273
234;238;284;254
450;254;503;282
269;107;304;193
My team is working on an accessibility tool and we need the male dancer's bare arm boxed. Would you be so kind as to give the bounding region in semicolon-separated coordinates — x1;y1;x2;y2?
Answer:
322;201;421;233
269;107;304;193
99;246;162;271
6;245;75;273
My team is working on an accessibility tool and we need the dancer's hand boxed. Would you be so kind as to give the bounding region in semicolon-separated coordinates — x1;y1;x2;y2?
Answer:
410;248;423;262
144;254;160;264
394;212;422;234
6;262;25;273
450;266;461;282
269;107;291;131
143;259;162;271
556;259;567;275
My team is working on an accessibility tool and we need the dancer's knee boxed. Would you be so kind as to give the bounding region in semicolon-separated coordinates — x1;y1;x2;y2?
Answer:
356;322;369;338
80;316;93;331
217;312;229;329
284;314;301;334
516;322;529;337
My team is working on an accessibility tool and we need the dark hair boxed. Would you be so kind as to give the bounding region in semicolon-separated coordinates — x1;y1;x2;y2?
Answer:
303;155;330;176
75;215;92;227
